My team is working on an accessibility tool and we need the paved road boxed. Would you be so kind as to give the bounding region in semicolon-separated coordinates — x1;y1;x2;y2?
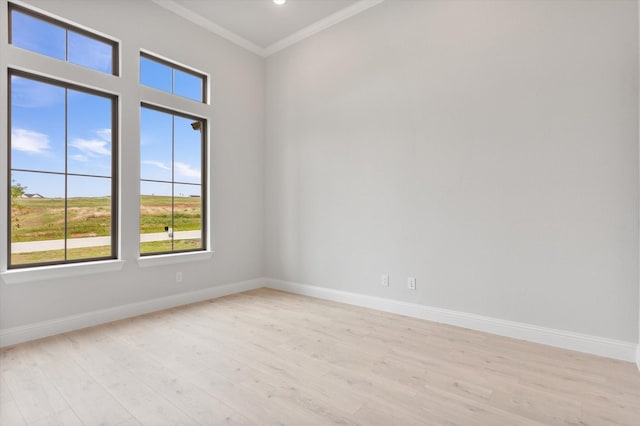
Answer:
11;230;201;253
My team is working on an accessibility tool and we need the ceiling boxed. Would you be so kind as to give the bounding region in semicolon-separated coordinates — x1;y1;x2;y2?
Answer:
152;0;384;57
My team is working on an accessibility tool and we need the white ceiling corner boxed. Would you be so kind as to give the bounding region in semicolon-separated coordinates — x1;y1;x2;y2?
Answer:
263;0;385;56
151;0;265;55
152;0;385;57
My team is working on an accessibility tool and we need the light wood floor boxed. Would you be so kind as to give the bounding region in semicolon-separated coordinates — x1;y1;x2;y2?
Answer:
1;288;639;425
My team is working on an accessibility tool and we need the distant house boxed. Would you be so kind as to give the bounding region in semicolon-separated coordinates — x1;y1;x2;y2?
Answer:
21;193;45;199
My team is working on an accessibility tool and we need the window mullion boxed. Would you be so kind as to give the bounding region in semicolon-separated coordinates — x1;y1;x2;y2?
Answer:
171;115;175;253
64;88;68;261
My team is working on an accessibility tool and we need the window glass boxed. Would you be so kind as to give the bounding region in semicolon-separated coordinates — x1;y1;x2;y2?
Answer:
67;176;112;260
174;69;202;102
140;108;173;182
174;115;202;185
173;183;202;252
67;89;112;176
140;181;173;254
11;10;65;60
10;76;66;173
140;54;206;103
10;6;116;75
9;73;117;268
140;56;172;94
68;31;113;74
140;105;205;255
10;170;66;265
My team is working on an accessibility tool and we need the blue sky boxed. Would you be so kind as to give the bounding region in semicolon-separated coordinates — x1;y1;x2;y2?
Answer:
11;76;113;198
10;10;203;199
140;56;203;102
12;10;113;74
141;107;202;197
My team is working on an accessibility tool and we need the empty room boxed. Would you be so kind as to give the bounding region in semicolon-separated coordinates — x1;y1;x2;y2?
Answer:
0;0;639;424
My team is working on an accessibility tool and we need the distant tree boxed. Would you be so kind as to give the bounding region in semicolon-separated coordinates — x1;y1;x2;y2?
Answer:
11;180;26;199
11;180;27;229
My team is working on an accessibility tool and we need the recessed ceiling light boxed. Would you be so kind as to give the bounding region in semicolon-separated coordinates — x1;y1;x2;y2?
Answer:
274;0;286;5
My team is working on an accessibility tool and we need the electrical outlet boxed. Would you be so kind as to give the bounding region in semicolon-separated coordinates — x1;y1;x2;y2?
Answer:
381;274;389;287
176;272;183;283
408;277;416;290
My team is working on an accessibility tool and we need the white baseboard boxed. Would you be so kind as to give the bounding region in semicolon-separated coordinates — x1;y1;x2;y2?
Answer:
3;276;637;368
0;278;265;348
266;278;637;363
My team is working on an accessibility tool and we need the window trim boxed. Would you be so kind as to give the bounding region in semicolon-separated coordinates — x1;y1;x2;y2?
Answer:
8;2;120;76
140;51;207;103
7;69;119;269
139;102;207;257
1;260;126;284
137;251;213;268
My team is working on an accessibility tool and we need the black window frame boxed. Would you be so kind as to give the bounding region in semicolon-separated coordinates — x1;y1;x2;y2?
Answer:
140;52;207;103
139;102;207;256
8;3;119;76
7;69;119;269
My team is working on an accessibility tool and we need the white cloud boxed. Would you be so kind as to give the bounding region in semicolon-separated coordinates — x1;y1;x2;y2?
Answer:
175;162;201;179
143;160;171;171
11;77;64;108
143;160;201;179
71;154;88;162
12;129;50;154
68;36;112;73
97;128;111;141
70;138;110;156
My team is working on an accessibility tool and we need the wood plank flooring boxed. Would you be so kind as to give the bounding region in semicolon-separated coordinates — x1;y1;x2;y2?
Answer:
1;288;639;425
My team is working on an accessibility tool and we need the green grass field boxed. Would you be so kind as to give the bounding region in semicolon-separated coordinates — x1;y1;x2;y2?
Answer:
11;240;202;264
11;245;112;265
11;195;202;264
139;239;202;254
12;195;202;242
137;195;202;235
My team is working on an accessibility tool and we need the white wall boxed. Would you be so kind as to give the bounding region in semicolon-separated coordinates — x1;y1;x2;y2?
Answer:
1;0;638;352
265;0;639;342
0;0;264;328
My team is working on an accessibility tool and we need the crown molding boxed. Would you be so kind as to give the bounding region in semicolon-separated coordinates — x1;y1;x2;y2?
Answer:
151;0;266;56
151;0;385;58
263;0;385;56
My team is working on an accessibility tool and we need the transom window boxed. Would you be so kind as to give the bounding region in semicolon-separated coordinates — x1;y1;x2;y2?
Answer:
8;71;117;268
139;104;206;255
9;4;118;75
140;52;206;103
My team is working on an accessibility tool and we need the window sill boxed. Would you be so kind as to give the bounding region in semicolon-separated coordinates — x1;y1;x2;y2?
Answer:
1;260;126;285
137;251;213;268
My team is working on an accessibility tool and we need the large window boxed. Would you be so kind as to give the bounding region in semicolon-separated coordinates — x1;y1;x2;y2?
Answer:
3;2;210;272
8;71;117;268
140;105;205;255
140;52;206;102
9;4;118;75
